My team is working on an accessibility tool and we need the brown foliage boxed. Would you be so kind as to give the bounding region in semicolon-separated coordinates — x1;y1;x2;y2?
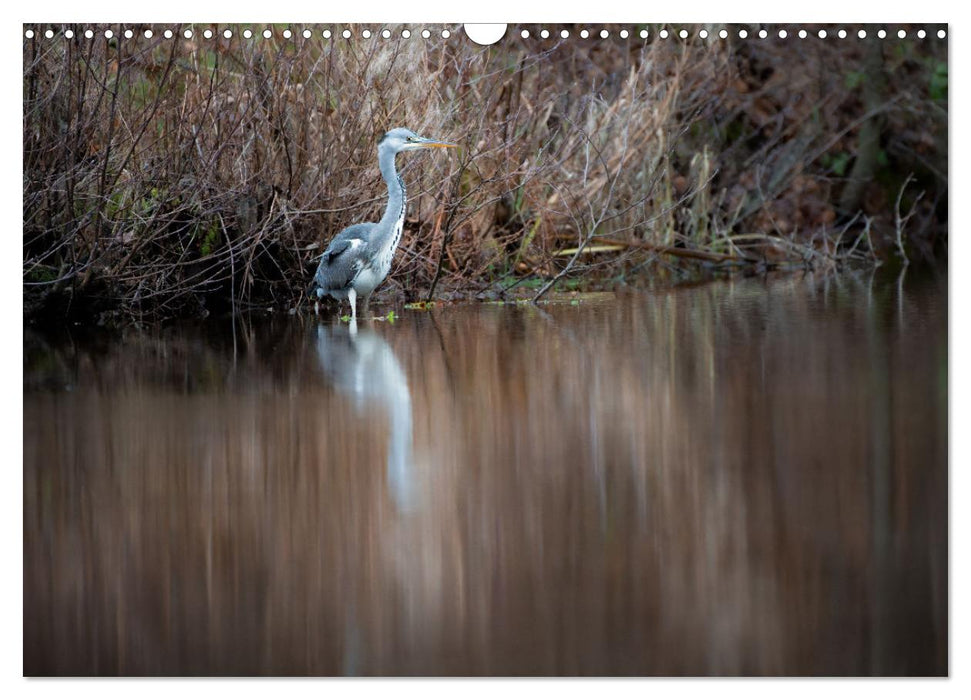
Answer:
23;24;947;323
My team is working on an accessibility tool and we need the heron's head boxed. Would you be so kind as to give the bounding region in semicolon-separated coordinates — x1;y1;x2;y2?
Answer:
379;127;458;154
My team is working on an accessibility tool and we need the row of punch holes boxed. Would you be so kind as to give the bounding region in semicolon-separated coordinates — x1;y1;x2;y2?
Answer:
24;26;948;41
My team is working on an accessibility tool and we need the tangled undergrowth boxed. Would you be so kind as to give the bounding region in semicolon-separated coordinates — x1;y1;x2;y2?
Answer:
23;23;947;324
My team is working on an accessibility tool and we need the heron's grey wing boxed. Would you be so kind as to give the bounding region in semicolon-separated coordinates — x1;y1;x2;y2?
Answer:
324;239;354;266
314;241;362;292
314;223;375;292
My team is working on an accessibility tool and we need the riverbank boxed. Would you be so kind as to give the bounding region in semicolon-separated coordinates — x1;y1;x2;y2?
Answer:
24;24;947;326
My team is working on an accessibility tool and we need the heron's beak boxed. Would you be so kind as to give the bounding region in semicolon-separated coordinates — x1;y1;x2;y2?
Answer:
416;137;459;149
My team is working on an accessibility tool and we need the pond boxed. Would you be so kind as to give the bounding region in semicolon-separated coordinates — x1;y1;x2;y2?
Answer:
23;270;947;676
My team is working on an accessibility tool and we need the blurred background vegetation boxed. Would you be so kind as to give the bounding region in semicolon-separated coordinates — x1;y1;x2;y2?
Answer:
23;24;947;324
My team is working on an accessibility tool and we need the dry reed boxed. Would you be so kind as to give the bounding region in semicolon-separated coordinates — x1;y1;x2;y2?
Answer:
23;24;947;323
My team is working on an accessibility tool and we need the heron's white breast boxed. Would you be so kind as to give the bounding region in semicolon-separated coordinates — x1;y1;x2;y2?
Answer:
378;215;405;273
354;178;406;296
358;211;404;291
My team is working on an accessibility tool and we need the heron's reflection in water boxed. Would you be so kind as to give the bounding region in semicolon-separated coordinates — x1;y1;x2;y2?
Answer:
314;322;417;513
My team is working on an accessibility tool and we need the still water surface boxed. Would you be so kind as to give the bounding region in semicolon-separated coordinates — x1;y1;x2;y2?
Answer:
24;271;947;675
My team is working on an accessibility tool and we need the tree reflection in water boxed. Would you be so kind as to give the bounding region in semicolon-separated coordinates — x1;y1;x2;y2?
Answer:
23;271;947;675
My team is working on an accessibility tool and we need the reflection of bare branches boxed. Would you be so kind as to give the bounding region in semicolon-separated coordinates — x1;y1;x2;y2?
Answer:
894;174;923;266
23;273;948;674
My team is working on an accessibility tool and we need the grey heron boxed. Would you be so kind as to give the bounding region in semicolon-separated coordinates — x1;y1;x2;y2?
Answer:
310;127;457;322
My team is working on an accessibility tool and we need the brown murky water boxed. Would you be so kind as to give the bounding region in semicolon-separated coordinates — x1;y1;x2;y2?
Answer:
24;270;947;676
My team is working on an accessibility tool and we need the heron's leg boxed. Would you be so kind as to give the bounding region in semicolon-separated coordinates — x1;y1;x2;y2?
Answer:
347;288;358;324
362;293;372;318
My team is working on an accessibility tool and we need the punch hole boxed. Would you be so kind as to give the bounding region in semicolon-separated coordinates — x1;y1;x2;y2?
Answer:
600;29;609;39
283;29;292;39
937;29;945;38
540;29;550;39
442;29;450;38
323;30;332;39
718;29;727;39
679;29;688;39
877;29;886;39
738;29;747;39
464;23;507;45
243;29;252;39
85;29;94;39
798;29;807;38
758;29;767;38
580;29;589;38
381;29;391;38
24;29;34;38
520;29;529;39
203;29;213;39
401;29;410;38
64;29;74;38
183;29;192;39
104;29;112;39
698;30;708;39
223;29;232;39
560;29;569;39
124;29;133;38
818;29;827;38
778;29;787;38
620;29;629;38
640;30;648;38
362;29;372;39
46;29;55;39
858;29;866;38
342;29;352;39
838;29;847;38
164;29;173;39
659;29;669;39
421;29;431;38
263;29;272;39
303;29;312;39
917;29;926;38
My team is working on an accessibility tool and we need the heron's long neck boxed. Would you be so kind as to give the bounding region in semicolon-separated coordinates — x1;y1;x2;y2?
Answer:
378;146;406;238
